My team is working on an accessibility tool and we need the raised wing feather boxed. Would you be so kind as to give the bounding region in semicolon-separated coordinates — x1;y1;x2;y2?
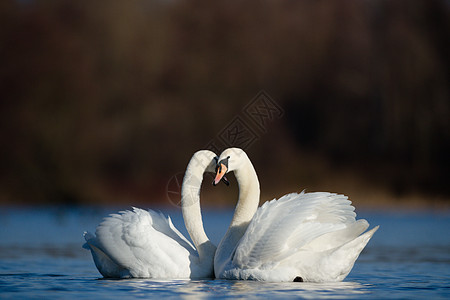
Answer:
233;191;360;269
93;208;195;277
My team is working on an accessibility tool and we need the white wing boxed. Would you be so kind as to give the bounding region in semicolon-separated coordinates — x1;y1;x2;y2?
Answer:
233;191;368;269
84;208;196;278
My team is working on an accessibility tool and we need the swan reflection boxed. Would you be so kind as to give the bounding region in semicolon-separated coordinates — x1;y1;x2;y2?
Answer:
100;278;369;298
227;280;368;297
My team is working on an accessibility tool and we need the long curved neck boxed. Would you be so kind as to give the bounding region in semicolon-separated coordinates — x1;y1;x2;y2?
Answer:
215;157;260;274
181;159;215;260
230;159;260;228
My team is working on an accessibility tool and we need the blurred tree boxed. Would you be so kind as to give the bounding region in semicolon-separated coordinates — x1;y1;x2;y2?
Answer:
0;0;448;206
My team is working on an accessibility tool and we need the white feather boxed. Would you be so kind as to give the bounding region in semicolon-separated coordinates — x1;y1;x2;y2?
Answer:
233;192;355;269
84;208;196;278
83;150;219;279
214;148;379;282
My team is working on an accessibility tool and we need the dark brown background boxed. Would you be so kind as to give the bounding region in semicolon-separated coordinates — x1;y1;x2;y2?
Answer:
1;0;449;209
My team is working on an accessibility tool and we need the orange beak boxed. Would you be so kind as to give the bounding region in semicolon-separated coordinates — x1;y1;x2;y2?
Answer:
213;163;228;186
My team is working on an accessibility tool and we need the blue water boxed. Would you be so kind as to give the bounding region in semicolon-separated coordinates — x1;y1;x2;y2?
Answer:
1;206;449;299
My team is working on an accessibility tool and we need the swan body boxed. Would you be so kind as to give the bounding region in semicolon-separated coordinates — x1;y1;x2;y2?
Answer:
83;150;218;279
214;148;378;282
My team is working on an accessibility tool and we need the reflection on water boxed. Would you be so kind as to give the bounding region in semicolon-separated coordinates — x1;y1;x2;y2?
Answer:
93;278;370;299
0;207;449;299
224;280;369;298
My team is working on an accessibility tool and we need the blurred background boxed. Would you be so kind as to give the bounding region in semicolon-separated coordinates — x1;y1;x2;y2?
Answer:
0;0;449;210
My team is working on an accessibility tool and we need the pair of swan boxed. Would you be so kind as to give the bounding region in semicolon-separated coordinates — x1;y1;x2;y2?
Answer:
83;148;378;282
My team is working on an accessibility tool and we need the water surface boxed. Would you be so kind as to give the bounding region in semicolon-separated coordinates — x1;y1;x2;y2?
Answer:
1;206;449;299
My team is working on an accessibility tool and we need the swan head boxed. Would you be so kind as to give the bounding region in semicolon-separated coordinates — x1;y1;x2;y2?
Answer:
195;150;219;173
182;150;219;206
183;150;218;187
213;148;248;186
185;150;231;187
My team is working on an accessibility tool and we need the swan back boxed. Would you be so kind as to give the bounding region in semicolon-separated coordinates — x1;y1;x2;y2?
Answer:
86;208;195;278
233;191;361;269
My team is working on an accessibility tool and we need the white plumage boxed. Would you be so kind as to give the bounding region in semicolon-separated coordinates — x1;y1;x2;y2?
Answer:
83;150;218;279
84;147;378;282
83;208;196;278
213;148;378;282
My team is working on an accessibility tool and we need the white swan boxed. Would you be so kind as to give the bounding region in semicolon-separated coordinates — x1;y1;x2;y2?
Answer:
83;150;218;279
213;148;379;282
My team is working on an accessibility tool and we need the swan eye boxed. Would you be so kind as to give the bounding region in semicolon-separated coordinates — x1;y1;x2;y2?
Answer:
218;157;230;169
